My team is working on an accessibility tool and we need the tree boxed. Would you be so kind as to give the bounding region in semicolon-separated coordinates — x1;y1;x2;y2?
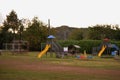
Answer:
5;10;19;40
112;24;120;40
88;25;105;40
0;10;20;49
18;19;25;40
88;24;120;40
68;29;83;40
0;23;12;49
24;17;48;50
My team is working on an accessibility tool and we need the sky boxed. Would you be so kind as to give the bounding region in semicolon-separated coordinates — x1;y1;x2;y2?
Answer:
0;0;120;28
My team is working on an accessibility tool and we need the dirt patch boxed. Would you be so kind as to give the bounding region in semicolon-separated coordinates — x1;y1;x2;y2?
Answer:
0;59;120;76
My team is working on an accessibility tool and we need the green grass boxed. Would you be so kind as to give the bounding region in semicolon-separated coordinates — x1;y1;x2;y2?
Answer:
0;69;114;80
0;52;120;80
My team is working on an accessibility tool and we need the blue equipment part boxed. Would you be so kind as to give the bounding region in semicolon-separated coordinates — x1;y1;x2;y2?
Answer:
111;51;117;56
111;44;119;50
47;35;55;39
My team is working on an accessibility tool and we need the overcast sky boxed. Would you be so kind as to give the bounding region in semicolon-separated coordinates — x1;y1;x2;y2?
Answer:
0;0;120;27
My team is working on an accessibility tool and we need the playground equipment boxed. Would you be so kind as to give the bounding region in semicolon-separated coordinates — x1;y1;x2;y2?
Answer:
76;50;93;59
37;20;65;58
98;45;106;57
51;40;63;58
37;44;51;58
37;19;65;58
37;35;63;58
93;38;119;57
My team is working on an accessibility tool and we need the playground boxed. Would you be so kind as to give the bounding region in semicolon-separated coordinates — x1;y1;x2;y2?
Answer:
1;35;120;80
0;52;120;80
37;36;120;60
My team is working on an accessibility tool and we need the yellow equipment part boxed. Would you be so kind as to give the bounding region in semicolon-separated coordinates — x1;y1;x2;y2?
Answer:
98;45;106;57
37;44;51;58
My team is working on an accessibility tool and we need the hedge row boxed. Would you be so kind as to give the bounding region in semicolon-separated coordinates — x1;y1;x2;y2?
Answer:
58;40;120;54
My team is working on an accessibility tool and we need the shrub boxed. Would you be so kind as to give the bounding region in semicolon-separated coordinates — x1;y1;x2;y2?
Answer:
58;40;120;54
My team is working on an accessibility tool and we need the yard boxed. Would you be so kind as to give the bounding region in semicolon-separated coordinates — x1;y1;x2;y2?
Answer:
0;52;120;80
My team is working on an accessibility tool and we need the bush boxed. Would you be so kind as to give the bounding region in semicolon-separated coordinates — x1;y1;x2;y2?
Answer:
58;40;120;54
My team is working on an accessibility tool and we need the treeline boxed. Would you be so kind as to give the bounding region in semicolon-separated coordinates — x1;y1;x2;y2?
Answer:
0;10;120;51
53;25;120;41
0;10;49;50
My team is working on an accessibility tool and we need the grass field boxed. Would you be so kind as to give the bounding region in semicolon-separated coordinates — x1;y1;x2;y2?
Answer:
0;52;120;80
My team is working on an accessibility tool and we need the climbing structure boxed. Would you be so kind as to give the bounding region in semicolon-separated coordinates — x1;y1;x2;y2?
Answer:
37;35;63;58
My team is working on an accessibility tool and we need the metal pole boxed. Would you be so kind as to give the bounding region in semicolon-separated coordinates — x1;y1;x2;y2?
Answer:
48;19;50;36
48;19;53;57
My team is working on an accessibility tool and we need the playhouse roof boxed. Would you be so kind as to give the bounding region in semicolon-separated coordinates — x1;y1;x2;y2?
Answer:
74;45;81;48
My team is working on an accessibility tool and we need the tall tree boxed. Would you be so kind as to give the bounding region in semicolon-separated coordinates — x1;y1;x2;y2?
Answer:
0;10;20;49
18;19;25;40
5;10;19;40
24;17;48;50
0;23;13;49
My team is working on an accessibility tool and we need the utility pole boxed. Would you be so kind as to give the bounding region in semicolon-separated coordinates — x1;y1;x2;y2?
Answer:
48;19;50;36
48;19;53;57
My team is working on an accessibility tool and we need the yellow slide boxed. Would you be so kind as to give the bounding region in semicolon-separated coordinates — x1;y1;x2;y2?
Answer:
37;44;51;58
98;45;106;57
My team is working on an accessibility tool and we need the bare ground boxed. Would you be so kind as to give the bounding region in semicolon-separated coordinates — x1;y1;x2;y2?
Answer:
0;59;120;76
